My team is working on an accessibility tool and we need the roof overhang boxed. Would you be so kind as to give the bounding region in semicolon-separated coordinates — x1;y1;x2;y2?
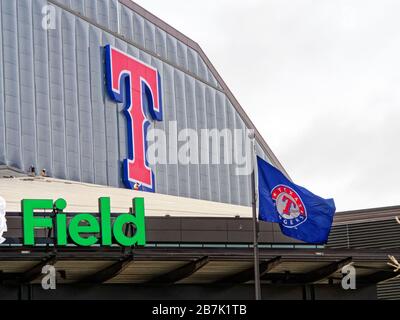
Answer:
0;246;397;286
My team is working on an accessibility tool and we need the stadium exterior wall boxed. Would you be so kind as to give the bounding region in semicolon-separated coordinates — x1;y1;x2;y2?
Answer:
0;0;285;206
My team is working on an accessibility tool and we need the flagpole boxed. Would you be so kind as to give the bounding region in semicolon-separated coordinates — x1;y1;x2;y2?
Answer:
249;131;261;300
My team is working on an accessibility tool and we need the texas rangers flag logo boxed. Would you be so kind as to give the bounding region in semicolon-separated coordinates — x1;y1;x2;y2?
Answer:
271;185;307;228
104;45;163;192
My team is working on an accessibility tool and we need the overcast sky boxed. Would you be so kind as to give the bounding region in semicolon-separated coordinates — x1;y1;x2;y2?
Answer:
135;0;400;212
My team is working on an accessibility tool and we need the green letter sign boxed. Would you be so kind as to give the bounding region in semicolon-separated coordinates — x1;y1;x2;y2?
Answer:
22;197;146;247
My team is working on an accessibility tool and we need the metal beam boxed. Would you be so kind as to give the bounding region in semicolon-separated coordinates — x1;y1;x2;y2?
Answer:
19;254;57;284
78;255;133;284
0;272;23;282
216;256;281;284
262;257;352;284
0;246;397;262
357;270;399;285
147;256;209;284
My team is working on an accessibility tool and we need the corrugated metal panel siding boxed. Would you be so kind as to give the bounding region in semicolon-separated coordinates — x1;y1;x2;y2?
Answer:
327;225;350;249
328;219;400;300
377;277;400;300
0;0;269;206
328;219;400;249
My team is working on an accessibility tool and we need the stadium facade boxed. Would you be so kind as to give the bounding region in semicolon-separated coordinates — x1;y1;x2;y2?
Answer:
0;0;398;300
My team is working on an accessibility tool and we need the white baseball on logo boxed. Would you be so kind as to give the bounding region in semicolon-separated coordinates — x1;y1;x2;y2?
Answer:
0;196;7;244
271;185;308;228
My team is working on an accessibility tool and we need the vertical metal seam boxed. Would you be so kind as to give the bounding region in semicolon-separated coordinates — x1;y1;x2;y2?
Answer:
46;0;54;176
30;0;39;173
152;58;167;195
116;0;121;34
15;0;24;170
167;64;176;196
225;99;237;204
54;6;67;179
221;93;232;204
74;16;83;182
182;70;190;198
114;41;122;188
191;77;200;200
0;0;7;165
203;85;212;201
174;70;186;198
101;32;109;186
88;44;96;184
60;8;69;179
233;113;242;205
207;87;221;202
184;75;199;200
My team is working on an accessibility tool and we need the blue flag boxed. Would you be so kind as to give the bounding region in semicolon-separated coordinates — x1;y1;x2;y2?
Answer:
257;156;336;244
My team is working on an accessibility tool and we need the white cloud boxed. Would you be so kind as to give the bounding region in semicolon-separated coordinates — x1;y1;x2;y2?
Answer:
134;0;400;211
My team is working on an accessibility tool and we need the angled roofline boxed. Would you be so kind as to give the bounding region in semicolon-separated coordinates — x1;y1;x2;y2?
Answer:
333;204;400;225
119;0;290;177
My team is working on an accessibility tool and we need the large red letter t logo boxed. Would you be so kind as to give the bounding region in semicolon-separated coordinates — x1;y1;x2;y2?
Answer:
105;45;163;192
